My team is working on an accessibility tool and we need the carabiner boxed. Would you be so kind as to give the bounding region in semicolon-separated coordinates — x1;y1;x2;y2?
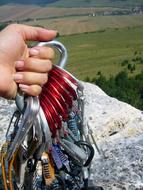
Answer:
76;141;95;167
38;40;67;69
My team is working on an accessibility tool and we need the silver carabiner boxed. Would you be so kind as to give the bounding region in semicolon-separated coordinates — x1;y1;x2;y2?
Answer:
7;96;40;161
15;40;68;110
60;139;88;166
38;40;84;91
39;106;52;149
38;40;68;69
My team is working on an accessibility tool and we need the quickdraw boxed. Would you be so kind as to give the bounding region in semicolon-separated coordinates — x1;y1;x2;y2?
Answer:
1;40;95;190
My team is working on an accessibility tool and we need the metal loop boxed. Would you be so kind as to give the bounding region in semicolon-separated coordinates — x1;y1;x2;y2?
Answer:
38;40;68;69
76;141;95;167
15;40;68;110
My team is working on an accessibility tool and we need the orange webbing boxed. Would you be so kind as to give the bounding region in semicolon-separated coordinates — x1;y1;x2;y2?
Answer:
42;152;55;186
1;143;8;190
1;142;18;190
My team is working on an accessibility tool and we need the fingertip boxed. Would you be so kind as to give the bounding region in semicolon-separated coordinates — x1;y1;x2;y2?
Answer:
19;84;29;92
40;29;58;36
19;84;42;96
29;85;42;96
30;46;55;60
15;24;58;41
15;61;24;70
29;48;39;56
37;28;58;41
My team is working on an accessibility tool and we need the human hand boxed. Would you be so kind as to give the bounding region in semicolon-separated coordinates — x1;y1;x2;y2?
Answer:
15;45;55;96
0;24;57;99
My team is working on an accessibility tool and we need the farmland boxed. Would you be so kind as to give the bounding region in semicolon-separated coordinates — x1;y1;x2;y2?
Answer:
0;2;143;81
0;0;143;7
0;4;142;36
0;5;130;22
56;26;143;80
48;0;143;8
23;14;143;36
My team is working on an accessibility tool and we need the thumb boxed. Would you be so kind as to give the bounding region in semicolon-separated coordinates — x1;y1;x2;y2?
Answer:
12;24;58;41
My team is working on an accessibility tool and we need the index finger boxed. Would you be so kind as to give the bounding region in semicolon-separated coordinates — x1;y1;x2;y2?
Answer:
8;24;58;41
29;46;55;59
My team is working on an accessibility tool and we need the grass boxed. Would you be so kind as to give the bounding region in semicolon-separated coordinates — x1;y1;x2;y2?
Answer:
0;0;143;7
23;14;143;36
16;7;143;81
48;0;143;8
0;5;127;22
55;26;143;80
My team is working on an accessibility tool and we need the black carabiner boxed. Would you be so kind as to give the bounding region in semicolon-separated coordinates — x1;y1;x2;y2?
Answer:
76;141;94;167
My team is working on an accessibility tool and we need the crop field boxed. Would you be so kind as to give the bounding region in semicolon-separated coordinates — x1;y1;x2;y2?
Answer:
0;0;143;7
48;0;143;8
0;3;142;81
0;5;123;22
23;14;143;36
55;26;143;80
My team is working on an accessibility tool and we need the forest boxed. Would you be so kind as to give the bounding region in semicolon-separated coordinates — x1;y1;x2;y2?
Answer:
85;70;143;110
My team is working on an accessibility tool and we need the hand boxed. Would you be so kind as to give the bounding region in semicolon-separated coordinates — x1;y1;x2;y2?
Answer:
0;24;57;99
15;45;55;96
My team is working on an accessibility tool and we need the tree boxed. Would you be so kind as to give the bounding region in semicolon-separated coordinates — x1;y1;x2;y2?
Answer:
89;70;143;110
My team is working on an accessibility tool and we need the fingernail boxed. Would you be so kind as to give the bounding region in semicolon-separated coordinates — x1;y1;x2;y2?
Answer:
19;84;29;91
41;28;58;35
13;73;23;81
15;61;24;69
30;48;39;56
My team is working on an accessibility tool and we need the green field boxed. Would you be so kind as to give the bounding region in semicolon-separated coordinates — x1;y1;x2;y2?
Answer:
57;26;143;80
49;0;143;8
1;0;143;7
23;15;143;36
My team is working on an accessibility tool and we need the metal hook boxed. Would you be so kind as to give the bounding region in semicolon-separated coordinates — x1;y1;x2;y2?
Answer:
15;40;68;110
76;141;94;167
38;40;68;69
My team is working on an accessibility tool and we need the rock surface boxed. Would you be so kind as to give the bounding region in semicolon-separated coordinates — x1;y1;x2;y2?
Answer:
0;82;143;190
83;82;143;190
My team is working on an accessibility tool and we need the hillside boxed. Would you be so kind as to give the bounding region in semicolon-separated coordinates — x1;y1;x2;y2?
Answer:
0;0;142;24
0;0;143;7
48;0;143;8
0;0;58;5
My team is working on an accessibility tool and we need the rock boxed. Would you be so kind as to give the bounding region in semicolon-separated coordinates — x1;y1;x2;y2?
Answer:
83;82;143;190
0;82;143;190
0;98;15;146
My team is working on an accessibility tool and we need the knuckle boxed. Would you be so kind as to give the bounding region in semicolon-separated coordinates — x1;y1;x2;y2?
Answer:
47;47;55;59
31;85;42;96
41;74;48;84
25;57;34;66
22;72;31;84
7;23;19;30
46;60;52;71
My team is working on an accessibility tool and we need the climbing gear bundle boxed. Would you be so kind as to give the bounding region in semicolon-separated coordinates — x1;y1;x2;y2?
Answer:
1;41;94;190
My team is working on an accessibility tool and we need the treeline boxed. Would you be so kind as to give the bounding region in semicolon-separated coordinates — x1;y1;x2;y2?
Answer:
84;71;143;110
0;0;58;5
0;23;8;30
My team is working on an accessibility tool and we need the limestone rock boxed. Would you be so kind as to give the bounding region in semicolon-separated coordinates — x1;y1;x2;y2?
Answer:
83;82;143;190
